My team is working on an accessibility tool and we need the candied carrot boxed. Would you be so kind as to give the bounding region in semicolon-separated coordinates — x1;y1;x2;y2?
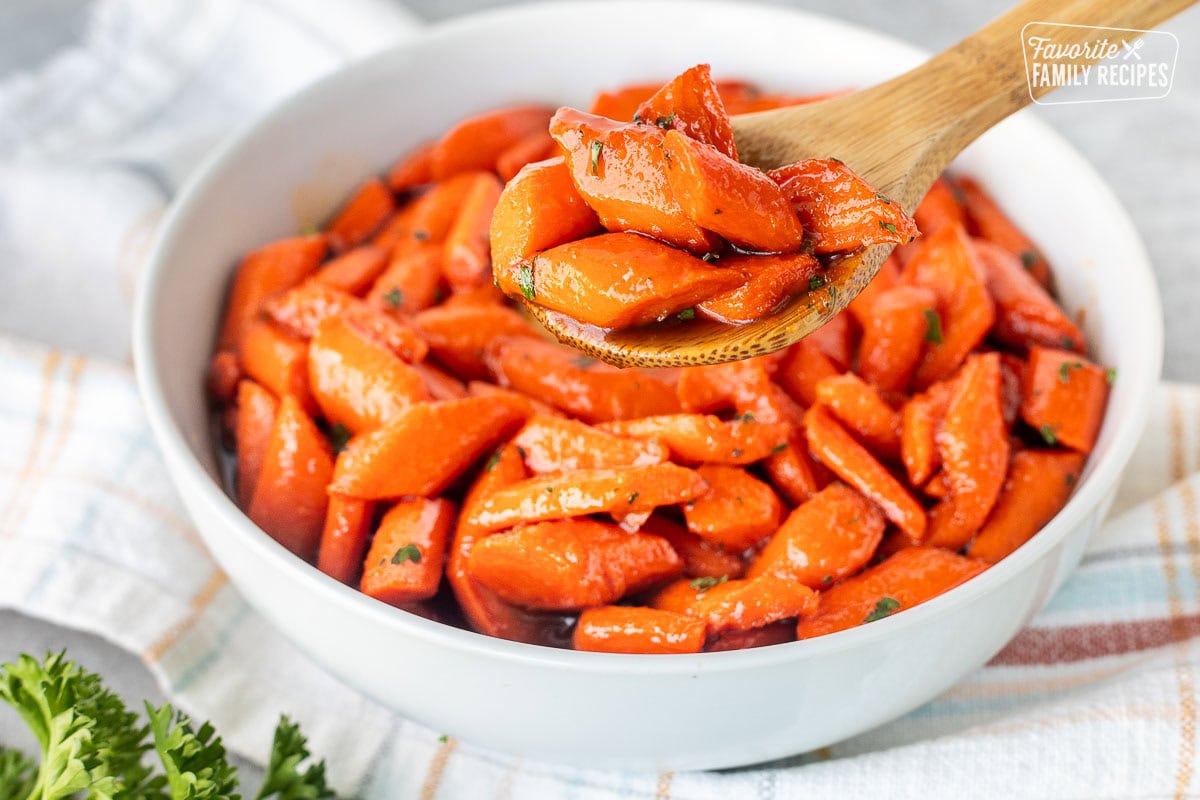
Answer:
442;172;503;290
466;381;562;420
899;377;956;487
1020;346;1111;454
650;574;818;635
973;239;1084;352
967;450;1084;562
912;177;966;237
957;175;1053;288
602;413;790;465
496;131;558;181
642;515;746;580
240;320;315;415
316;494;376;585
430;105;554;180
634;64;738;159
360;498;456;605
683;465;784;551
207;351;242;405
776;339;839;407
234;379;278;510
815;373;902;461
366;242;444;315
327;177;396;253
854;285;937;393
705;622;795;651
574;606;706;655
413;303;537;381
313;245;390;295
385;142;434;193
512;414;669;473
697;252;820;324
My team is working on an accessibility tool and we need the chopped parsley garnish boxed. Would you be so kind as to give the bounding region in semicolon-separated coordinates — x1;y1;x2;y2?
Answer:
822;574;834;584
863;596;901;623
299;222;320;235
923;309;943;344
572;355;597;368
771;442;788;454
516;446;527;460
382;287;404;308
676;307;696;321
875;192;893;204
808;275;826;291
731;448;743;458
438;734;449;744
328;423;352;454
736;412;756;422
1058;361;1084;383
412;229;430;241
879;220;898;234
655;113;676;129
1061;336;1077;349
1106;368;1118;385
1020;250;1039;269
1040;424;1059;445
1066;472;1077;487
589;140;603;175
701;251;721;263
517;262;536;300
391;544;422;565
828;156;844;164
484;450;502;472
632;113;643;124
799;238;816;255
628;492;640;504
712;207;722;215
689;575;728;591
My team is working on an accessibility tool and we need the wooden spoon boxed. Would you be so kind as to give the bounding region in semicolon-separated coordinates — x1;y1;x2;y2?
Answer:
528;0;1194;367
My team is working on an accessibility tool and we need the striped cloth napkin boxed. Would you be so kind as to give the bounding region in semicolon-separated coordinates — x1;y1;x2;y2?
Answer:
3;337;1199;798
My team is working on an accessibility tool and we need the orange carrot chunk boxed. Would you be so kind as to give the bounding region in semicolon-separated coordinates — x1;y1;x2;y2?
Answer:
697;251;821;324
912;177;966;237
413;303;538;380
207;351;242;405
663;130;805;253
247;395;333;560
642;515;746;580
574;606;706;655
430;105;555;180
496;131;559;181
805;404;926;540
442;172;503;291
854;285;938;393
468;519;683;610
360;498;456;605
512;415;669;474
682;465;784;551
957;175;1053;288
313;245;390;295
327;177;396;253
234;379;278;510
705;622;795;651
796;547;985;638
634;64;738;159
973;239;1084;352
747;483;885;587
317;494;376;585
815;373;902;461
1020;346;1111;454
899;376;956;487
602;413;790;465
776;339;839;408
329;396;526;499
240;320;315;415
650;574;818;635
385;142;434;193
367;242;444;315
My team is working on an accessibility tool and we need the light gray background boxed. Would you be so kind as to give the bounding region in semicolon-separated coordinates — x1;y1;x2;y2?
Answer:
3;0;1198;786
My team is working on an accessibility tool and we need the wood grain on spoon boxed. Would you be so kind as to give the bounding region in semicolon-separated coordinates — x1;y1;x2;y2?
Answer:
528;0;1195;367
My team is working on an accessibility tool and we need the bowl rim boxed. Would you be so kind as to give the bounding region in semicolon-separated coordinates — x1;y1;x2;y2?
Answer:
132;0;1164;675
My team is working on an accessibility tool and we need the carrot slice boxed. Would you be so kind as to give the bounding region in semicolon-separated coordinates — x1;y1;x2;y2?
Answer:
697;252;820;324
247;395;333;560
663;130;804;253
385;171;490;258
496;131;558;182
234;379;278;510
1020;346;1111;454
650;574;818;635
327;177;396;253
973;239;1084;352
958;175;1053;288
574;606;706;654
549;108;718;253
674;355;783;413
748;483;884;587
966;449;1084;562
705;622;795;651
466;381;562;420
776;339;839;407
903;222;995;388
796;547;985;638
805;404;926;539
467;519;682;610
308;315;429;433
360;498;456;605
513;415;669;474
732;376;824;504
413;304;538;380
506;232;741;329
442;172;503;290
925;353;1009;550
768;159;917;253
602;413;790;465
329;397;525;499
999;353;1025;429
815;373;902;461
912;177;966;237
854;285;937;393
846;254;901;321
316;494;376;584
642;515;746;580
366;242;444;315
486;337;680;423
385;142;434;193
899;377;957;487
313;245;390;295
467;463;708;532
683;465;784;551
430;105;554;180
207;351;241;405
633;64;738;159
240;320;314;414
216;235;328;354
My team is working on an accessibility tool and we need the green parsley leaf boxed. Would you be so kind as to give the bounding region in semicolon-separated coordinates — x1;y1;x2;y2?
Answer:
923;309;943;345
298;223;320;236
628;492;640;504
828;156;845;164
712;208;722;215
821;575;833;585
517;263;536;300
799;238;816;255
632;113;643;124
701;251;721;263
412;229;430;242
731;448;743;458
391;544;422;565
255;715;335;800
1065;472;1077;487
1061;335;1077;350
328;423;352;455
808;275;826;291
676;308;696;321
1058;361;1084;383
572;355;597;368
382;287;404;309
770;442;788;454
875;192;893;204
879;220;898;234
689;576;728;591
863;596;901;623
655;114;676;129
148;702;238;800
1039;424;1058;446
1020;250;1039;270
484;451;502;472
437;735;449;744
589;140;603;175
0;747;36;800
1106;368;1118;385
736;412;756;422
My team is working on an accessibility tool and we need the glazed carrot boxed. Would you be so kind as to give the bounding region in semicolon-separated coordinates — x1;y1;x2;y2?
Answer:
247;395;333;560
490;156;602;281
1020;346;1111;454
776;339;839;407
385;142;434;193
442;283;507;308
360;498;456;605
925;353;1009;550
768;159;918;253
549;108;718;254
602;413;790;465
923;471;951;499
733;379;824;504
808;312;857;372
957;175;1053;288
313;245;390;295
442;172;503;290
216;234;328;354
430;104;554;180
589;82;661;119
386;171;490;257
683;465;784;551
307;315;429;433
327;177;395;253
966;450;1085;562
796;547;985;638
854;285;937;393
748;483;884;587
642;515;746;580
902;223;995;388
416;362;470;400
466;381;562;420
705;621;795;651
207;350;241;405
316;494;376;584
663;130;805;253
999;353;1025;429
505;232;741;329
234;379;278;509
467;518;683;610
846;254;901;321
697;253;819;324
912;177;966;237
674;355;783;413
366;242;444;315
467;463;708;532
496;131;558;181
240;320;315;414
513;415;669;473
329;396;525;499
413;304;537;380
973;239;1084;352
899;377;956;487
815;373;902;461
486;337;680;423
650;574;819;634
265;282;428;362
634;64;738;159
805;404;926;539
574;606;706;654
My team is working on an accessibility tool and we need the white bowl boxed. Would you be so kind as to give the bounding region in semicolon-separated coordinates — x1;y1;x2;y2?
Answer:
133;0;1163;771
